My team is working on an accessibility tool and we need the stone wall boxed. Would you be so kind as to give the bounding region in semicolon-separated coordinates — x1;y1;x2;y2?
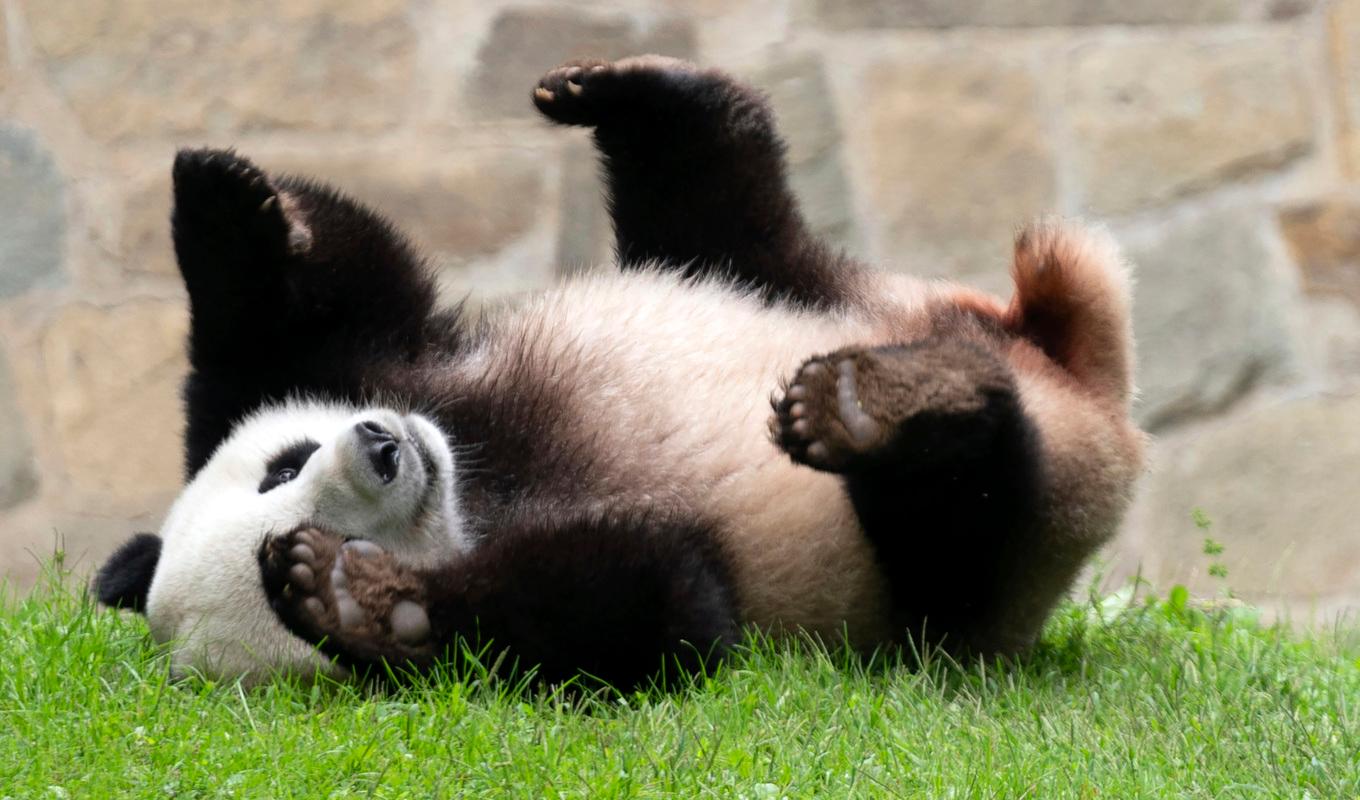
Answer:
1;0;1357;620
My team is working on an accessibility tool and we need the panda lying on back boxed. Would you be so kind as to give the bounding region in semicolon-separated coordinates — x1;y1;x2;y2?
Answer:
96;56;1144;688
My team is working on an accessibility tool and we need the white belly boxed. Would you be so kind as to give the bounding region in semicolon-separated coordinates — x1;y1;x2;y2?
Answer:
468;269;943;643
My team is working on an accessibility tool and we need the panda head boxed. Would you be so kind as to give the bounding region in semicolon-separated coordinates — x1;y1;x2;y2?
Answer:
94;399;466;683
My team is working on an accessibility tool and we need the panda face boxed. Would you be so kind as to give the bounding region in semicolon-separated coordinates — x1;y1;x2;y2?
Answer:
136;400;466;682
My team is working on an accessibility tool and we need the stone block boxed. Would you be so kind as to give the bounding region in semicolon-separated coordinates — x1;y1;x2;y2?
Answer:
1332;0;1360;179
555;137;612;274
758;53;856;250
0;351;38;510
470;7;695;119
857;49;1056;281
1126;207;1301;430
1066;35;1312;216
271;149;547;264
1279;200;1360;306
42;301;187;498
119;171;175;277
23;0;416;140
1123;393;1360;607
814;0;1313;28
0;127;65;298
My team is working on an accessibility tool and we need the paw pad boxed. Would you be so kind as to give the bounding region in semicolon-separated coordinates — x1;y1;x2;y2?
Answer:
771;353;885;472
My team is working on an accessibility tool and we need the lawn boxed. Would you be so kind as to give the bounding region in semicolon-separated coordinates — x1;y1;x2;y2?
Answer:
2;562;1357;799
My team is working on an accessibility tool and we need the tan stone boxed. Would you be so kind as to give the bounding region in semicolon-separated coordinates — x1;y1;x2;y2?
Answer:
23;0;415;140
1279;200;1360;306
1121;393;1360;609
270;149;546;263
859;49;1056;280
0;496;172;590
1332;0;1360;179
758;54;856;249
815;0;1313;27
0;350;38;510
119;172;175;276
1066;35;1313;216
42;300;187;498
469;7;695;119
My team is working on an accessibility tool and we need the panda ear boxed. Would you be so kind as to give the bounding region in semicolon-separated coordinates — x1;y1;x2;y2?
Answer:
94;533;163;613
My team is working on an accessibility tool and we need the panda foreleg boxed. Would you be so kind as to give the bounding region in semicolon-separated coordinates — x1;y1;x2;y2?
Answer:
533;57;855;308
259;514;739;690
172;148;449;476
771;338;1048;655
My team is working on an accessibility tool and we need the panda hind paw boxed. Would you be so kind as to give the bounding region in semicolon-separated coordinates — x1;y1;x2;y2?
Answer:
260;528;434;667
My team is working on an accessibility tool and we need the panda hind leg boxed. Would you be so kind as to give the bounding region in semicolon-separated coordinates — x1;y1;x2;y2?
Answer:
533;56;856;308
771;339;1029;475
771;339;1047;654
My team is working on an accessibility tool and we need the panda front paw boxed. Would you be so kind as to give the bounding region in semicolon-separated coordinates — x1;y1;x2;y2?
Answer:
260;527;435;669
771;351;888;473
532;55;700;126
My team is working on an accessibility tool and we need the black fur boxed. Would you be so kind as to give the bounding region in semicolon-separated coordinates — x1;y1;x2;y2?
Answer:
93;532;162;612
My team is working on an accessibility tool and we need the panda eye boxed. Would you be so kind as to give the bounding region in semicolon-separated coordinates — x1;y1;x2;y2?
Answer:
258;440;320;493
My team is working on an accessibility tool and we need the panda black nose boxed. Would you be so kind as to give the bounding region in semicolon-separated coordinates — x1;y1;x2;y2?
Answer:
355;421;400;484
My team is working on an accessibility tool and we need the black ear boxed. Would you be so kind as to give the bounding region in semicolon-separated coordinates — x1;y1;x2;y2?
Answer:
94;533;163;613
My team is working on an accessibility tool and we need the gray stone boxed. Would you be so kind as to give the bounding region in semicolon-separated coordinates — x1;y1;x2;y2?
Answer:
1066;35;1313;216
0;127;65;298
470;8;695;119
814;0;1312;28
0;351;37;510
858;48;1056;282
1120;393;1360;610
555;137;613;275
1127;207;1301;430
758;54;856;250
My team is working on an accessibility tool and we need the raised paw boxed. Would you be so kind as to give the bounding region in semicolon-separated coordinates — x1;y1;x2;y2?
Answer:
259;527;435;668
531;55;699;126
771;352;889;473
173;148;282;223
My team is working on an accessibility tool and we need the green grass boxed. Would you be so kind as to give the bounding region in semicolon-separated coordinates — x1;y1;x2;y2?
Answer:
3;567;1358;799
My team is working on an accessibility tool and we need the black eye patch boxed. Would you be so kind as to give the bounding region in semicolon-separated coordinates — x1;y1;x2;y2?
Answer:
259;439;321;493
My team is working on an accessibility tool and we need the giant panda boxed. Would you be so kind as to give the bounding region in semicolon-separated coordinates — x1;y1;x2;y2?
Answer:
94;56;1144;689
